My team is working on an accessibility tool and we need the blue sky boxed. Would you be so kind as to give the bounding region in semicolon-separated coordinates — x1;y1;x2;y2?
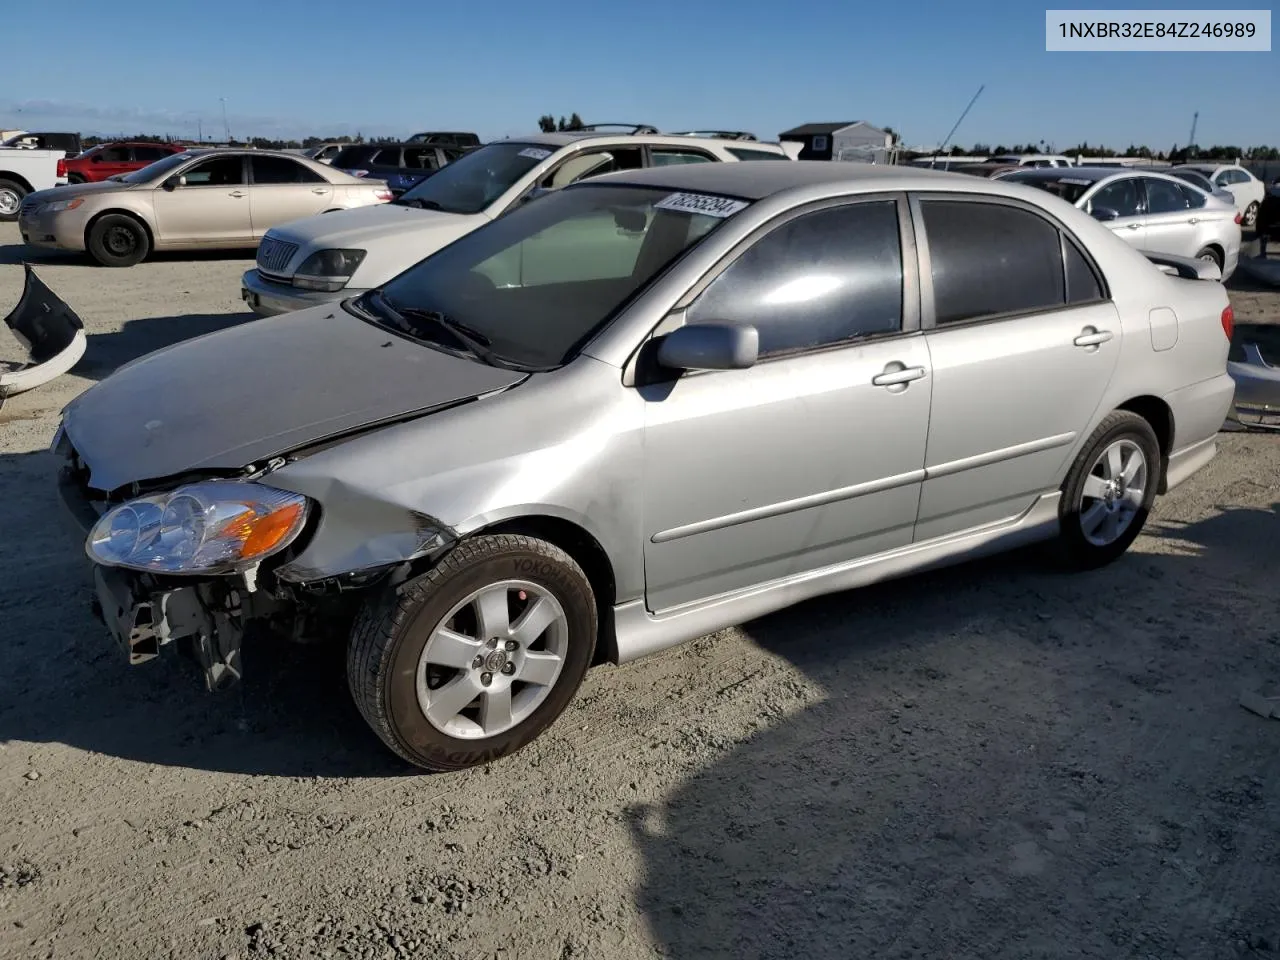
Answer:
4;0;1276;149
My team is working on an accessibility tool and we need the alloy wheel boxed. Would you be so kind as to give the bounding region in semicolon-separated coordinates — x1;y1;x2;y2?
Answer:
1078;439;1147;547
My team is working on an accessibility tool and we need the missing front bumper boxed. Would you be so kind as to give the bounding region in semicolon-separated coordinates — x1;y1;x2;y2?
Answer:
90;566;247;691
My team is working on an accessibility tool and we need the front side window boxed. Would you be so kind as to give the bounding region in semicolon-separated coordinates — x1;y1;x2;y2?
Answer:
1087;178;1144;218
99;146;130;162
687;201;903;357
369;184;743;368
250;155;325;184
133;145;172;163
921;199;1065;325
181;156;245;186
396;141;561;215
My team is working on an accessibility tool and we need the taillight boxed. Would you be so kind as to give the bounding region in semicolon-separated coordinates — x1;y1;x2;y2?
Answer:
1222;305;1234;340
373;189;393;201
56;158;67;177
1234;212;1242;225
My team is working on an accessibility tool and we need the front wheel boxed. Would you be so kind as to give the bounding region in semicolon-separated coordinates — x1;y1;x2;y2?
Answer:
1053;411;1162;570
1243;201;1259;230
347;535;598;772
87;213;150;267
1195;246;1223;270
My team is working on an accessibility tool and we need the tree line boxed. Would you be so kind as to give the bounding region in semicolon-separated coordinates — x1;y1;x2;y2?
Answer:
75;128;1280;162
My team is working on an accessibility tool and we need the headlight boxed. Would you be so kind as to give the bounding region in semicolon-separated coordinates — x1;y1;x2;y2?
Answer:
293;248;366;292
87;481;310;575
45;197;84;213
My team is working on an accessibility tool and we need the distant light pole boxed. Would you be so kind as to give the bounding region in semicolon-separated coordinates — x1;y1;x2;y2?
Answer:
220;98;231;143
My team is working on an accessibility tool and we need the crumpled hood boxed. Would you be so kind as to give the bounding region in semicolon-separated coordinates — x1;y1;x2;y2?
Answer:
62;304;525;493
267;204;487;288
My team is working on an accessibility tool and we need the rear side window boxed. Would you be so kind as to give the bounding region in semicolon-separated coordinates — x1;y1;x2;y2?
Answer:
921;200;1065;324
650;149;715;166
1144;177;1192;214
1064;237;1104;304
1087;178;1143;218
251;155;325;184
727;147;786;161
687;200;903;357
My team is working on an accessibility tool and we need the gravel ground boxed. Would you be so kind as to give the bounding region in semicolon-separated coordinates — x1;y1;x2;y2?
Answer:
1;222;1279;960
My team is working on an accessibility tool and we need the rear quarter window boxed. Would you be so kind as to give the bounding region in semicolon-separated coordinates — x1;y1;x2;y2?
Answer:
726;147;787;161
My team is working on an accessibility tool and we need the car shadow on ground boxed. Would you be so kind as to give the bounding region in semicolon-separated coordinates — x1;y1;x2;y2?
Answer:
74;311;257;380
628;502;1280;959
0;244;257;267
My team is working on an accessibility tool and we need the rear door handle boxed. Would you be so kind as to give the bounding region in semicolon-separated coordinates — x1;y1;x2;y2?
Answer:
872;365;926;387
229;190;246;198
1126;223;1141;230
1188;217;1199;224
312;187;329;194
1074;330;1114;347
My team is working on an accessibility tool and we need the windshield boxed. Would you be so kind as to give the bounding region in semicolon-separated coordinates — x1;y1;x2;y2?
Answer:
396;141;555;215
119;151;197;183
1003;171;1095;203
358;183;746;369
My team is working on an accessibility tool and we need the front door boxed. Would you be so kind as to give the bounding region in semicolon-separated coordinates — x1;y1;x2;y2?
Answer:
247;154;334;238
640;197;932;612
912;195;1122;541
1082;176;1146;249
152;154;253;244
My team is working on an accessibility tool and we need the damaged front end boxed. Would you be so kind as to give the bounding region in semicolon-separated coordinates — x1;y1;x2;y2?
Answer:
1227;322;1280;432
55;434;424;692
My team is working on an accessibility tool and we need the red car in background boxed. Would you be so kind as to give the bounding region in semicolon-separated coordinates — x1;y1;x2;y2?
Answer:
64;141;188;184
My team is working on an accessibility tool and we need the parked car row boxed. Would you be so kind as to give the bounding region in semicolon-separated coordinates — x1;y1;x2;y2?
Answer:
47;160;1237;771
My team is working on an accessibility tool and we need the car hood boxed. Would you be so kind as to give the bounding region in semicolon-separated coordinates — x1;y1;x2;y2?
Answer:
61;304;526;493
26;179;140;205
267;204;487;287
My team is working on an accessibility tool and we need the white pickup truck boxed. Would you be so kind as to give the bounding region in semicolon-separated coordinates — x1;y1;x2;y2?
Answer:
0;148;68;222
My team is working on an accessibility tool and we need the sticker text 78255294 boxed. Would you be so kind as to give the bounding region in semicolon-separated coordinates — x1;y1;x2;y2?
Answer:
653;192;749;218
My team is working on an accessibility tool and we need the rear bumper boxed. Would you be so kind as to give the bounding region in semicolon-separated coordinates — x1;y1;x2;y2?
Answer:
1161;372;1236;491
240;269;359;317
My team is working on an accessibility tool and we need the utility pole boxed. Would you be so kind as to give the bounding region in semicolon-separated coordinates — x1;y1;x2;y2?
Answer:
1187;111;1198;159
934;84;985;169
220;98;231;143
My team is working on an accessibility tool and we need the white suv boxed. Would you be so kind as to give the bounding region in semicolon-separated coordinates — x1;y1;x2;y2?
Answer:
1172;163;1266;228
242;132;790;316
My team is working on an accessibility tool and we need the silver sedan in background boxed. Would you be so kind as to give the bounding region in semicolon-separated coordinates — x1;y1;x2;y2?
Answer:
1002;166;1241;280
53;162;1235;772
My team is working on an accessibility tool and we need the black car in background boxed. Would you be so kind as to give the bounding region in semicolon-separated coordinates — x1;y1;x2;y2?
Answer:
329;142;466;196
407;131;481;148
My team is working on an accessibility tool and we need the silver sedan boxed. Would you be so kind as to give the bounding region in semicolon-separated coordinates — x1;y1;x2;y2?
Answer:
53;162;1236;771
1002;166;1242;280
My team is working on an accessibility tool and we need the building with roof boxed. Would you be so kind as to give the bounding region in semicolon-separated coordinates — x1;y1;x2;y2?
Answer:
777;122;894;163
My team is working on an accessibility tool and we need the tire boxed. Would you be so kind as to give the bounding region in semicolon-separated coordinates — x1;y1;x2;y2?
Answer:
0;179;27;222
1195;246;1223;270
66;173;86;185
1243;201;1259;230
347;534;598;772
86;213;150;267
1053;410;1161;570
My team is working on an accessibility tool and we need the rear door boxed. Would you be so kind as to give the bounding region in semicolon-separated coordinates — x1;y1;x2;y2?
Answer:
1140;176;1207;258
152;154;254;243
247;155;334;237
1082;176;1146;248
912;194;1121;541
92;145;134;180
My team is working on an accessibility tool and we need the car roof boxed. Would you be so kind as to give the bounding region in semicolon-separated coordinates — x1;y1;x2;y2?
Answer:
579;160;1008;201
491;131;783;151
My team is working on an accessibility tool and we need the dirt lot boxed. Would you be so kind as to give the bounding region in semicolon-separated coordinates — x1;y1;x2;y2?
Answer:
1;222;1278;960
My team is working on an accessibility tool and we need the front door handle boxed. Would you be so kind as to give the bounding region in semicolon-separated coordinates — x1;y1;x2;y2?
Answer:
872;365;927;387
228;190;246;198
1074;329;1114;347
1126;223;1141;230
1188;217;1199;224
312;187;329;194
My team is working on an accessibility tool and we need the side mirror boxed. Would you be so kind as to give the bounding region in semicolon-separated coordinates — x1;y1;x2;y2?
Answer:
657;322;758;372
1090;206;1119;221
163;175;186;191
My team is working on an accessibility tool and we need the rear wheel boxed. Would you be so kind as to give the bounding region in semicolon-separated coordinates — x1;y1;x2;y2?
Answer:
1195;245;1223;270
66;173;86;185
1053;411;1161;570
347;535;598;772
87;213;150;267
0;179;27;221
1243;201;1259;230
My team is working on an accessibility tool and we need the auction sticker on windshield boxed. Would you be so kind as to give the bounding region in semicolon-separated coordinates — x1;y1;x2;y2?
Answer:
1058;178;1094;185
654;193;749;218
517;148;553;160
